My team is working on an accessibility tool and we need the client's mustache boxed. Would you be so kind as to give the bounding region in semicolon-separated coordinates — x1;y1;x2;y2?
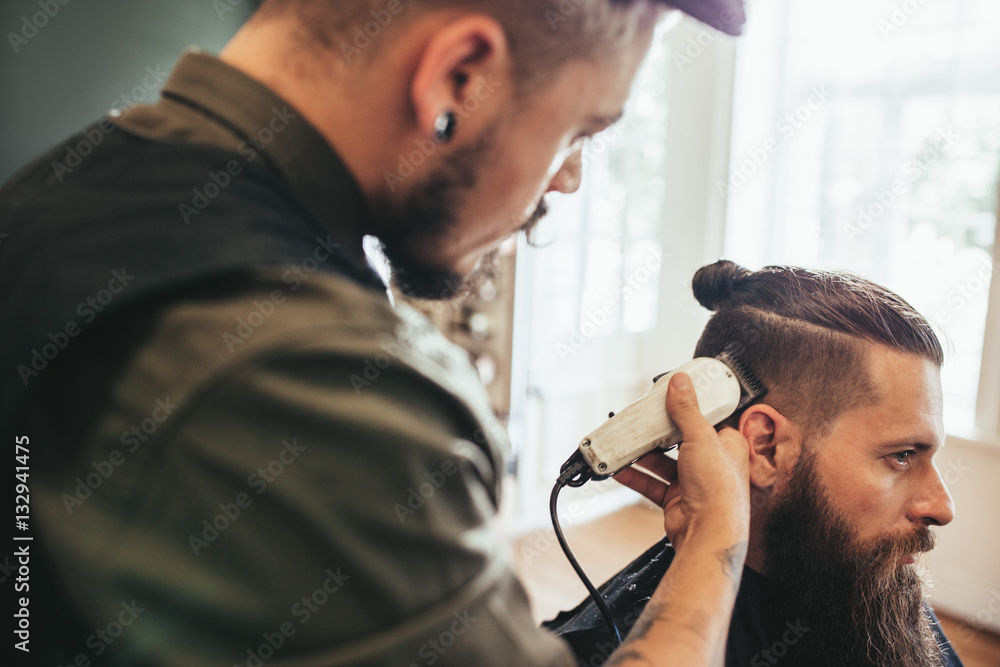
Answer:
853;526;935;572
888;525;935;558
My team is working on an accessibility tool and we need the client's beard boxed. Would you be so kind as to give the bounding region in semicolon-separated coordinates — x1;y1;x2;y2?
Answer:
763;452;943;667
371;127;549;301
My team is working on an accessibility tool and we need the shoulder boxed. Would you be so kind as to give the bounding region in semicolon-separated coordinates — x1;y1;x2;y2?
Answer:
129;268;478;398
104;267;507;456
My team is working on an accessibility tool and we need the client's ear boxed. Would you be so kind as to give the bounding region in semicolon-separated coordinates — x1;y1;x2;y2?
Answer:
738;405;801;490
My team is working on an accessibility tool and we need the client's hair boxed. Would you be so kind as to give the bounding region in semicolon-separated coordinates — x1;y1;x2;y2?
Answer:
692;260;943;434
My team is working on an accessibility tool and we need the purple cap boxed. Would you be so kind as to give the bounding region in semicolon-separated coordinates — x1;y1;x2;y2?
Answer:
669;0;746;36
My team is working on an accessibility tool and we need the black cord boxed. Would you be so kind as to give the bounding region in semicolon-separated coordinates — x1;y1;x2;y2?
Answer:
549;451;623;646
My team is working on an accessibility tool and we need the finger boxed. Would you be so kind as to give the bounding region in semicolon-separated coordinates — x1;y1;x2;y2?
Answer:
716;426;752;476
717;426;748;447
631;450;678;484
665;372;717;445
613;466;668;506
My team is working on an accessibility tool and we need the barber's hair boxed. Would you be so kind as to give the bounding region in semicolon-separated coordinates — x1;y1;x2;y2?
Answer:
252;0;667;94
692;260;943;433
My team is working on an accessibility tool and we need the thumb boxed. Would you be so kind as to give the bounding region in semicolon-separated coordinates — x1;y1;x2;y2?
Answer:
666;372;716;444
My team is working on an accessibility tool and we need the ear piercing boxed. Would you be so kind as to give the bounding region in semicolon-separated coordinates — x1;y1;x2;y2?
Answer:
432;110;457;143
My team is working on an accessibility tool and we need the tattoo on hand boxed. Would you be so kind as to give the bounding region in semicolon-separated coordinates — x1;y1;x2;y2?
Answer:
716;541;748;594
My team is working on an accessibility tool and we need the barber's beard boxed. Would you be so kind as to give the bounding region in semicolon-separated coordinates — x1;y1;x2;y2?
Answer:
763;453;943;667
372;128;549;301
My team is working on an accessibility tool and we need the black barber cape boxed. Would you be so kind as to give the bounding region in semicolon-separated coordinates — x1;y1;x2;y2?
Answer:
543;537;964;667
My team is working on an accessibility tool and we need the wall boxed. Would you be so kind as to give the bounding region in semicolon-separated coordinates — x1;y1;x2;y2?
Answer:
1;0;257;183
925;430;1000;635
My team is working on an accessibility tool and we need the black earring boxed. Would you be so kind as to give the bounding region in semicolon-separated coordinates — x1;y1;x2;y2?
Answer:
432;110;457;144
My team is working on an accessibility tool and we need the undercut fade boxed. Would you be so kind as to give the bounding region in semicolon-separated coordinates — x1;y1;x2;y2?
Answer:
691;260;943;435
251;1;744;94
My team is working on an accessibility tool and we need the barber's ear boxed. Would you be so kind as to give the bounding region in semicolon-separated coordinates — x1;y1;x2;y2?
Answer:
410;15;510;143
738;405;801;490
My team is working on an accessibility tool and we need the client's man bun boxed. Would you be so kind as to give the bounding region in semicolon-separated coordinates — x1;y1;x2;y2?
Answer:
692;259;751;311
692;258;943;432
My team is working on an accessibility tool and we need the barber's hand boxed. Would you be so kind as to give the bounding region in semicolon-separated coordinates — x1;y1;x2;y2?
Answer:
614;372;750;551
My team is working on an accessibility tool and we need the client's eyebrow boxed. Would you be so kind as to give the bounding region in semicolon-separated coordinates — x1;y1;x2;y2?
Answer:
875;440;938;454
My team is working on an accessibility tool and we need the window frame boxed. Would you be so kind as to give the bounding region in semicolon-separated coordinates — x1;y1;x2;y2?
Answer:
974;203;1000;435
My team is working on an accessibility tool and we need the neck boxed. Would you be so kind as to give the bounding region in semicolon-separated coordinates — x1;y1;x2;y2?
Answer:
219;17;414;210
745;511;769;576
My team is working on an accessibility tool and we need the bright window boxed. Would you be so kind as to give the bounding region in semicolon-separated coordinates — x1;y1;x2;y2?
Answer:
723;0;1000;430
509;30;676;518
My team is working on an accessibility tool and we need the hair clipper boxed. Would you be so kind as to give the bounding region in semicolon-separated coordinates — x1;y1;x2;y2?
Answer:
576;345;766;479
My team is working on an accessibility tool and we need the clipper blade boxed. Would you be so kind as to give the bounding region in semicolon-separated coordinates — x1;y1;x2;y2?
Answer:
715;342;767;410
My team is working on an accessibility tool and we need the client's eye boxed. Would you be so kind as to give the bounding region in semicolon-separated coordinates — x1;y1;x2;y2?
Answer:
889;450;914;467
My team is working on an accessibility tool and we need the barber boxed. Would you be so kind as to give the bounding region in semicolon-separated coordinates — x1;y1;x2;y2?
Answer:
0;1;748;665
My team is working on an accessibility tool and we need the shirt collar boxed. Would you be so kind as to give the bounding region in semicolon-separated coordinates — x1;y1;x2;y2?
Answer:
158;50;384;288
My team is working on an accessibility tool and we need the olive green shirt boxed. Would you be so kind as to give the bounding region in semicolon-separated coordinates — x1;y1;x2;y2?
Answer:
35;51;573;666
